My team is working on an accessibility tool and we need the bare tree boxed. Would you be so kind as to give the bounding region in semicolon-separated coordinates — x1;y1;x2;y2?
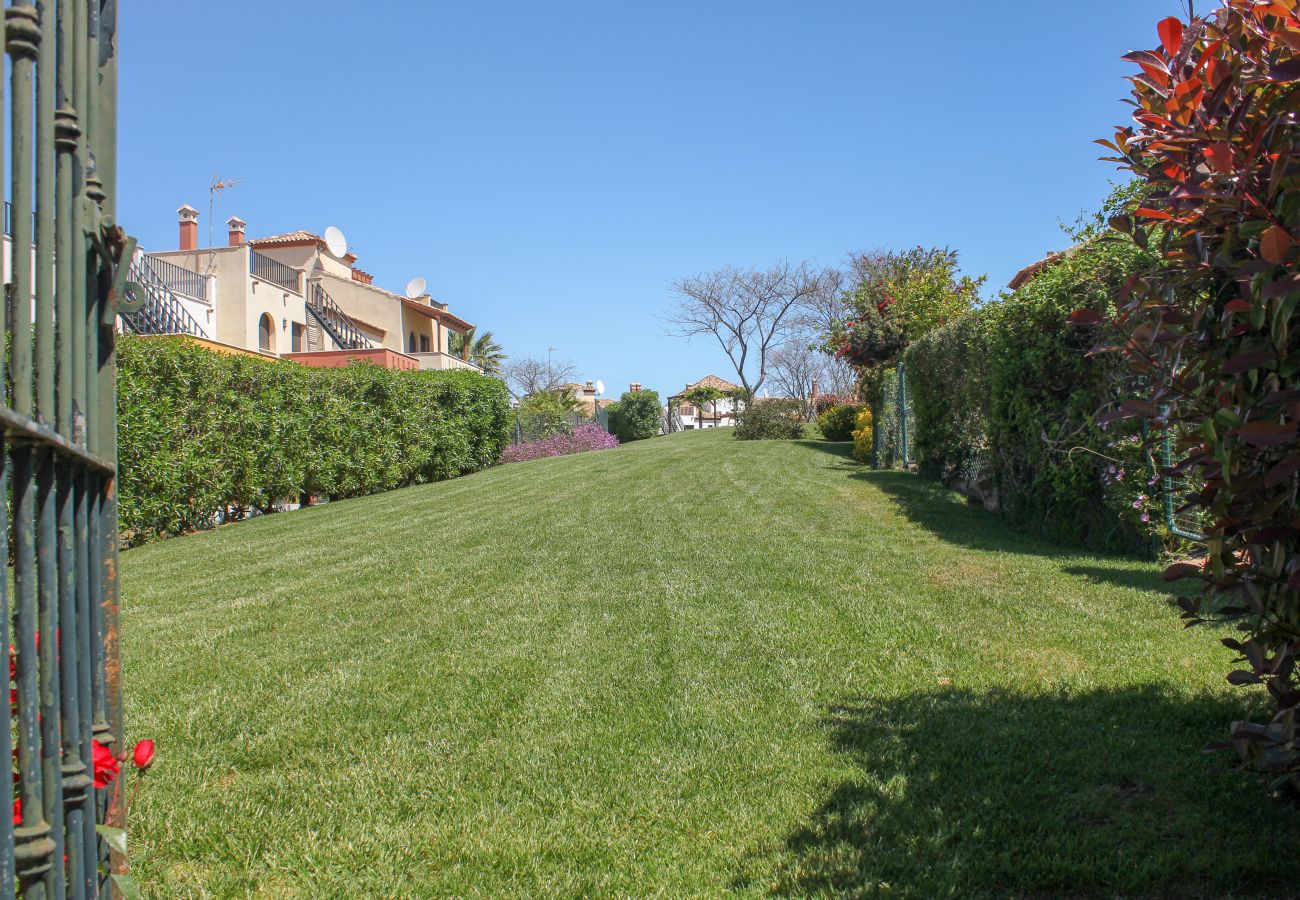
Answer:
768;342;824;419
769;339;859;418
666;261;835;400
820;354;858;398
502;355;578;399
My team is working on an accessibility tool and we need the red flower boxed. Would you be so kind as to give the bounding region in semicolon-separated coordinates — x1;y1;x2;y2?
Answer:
131;739;155;772
92;740;119;789
11;798;19;827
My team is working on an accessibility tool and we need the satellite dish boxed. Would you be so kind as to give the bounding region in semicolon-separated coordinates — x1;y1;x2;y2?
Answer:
323;225;348;258
594;379;605;396
404;277;427;299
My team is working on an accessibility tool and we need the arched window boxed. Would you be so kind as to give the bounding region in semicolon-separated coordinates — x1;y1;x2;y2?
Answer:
408;331;417;353
258;313;275;353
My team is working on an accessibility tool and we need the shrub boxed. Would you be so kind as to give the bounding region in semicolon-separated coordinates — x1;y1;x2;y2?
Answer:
734;399;804;440
816;404;859;441
607;389;662;442
117;336;510;544
1098;5;1300;787
902;184;1158;552
851;406;874;464
516;390;580;438
500;423;618;463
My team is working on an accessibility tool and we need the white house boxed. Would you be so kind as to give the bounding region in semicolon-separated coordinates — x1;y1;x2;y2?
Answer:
668;375;742;429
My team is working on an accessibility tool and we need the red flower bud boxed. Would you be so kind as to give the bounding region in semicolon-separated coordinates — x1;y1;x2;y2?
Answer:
132;739;155;771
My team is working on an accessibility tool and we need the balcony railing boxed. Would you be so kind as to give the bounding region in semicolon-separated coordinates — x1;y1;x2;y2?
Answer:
145;254;210;300
121;249;208;338
250;249;302;293
307;281;372;350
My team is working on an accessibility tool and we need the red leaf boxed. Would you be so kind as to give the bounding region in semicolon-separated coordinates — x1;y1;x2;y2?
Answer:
1223;298;1253;313
1227;670;1263;686
1067;309;1105;325
1233;421;1298;446
1204;142;1234;174
1135;207;1173;220
1158;17;1185;58
1163;562;1202;581
1223;350;1275;374
1260;225;1293;264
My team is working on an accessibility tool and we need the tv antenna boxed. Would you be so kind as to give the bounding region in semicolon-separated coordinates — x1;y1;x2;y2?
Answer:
404;276;427;299
208;174;241;246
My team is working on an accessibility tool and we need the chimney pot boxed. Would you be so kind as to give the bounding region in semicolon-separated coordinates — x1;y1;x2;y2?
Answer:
177;204;199;251
226;215;246;247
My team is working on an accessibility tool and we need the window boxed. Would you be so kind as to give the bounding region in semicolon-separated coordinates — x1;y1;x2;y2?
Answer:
258;313;275;353
291;322;304;352
420;334;430;353
408;331;417;353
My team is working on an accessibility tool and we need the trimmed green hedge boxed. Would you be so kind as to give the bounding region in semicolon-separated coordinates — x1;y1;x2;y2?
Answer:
118;336;510;544
606;389;662;442
904;229;1156;552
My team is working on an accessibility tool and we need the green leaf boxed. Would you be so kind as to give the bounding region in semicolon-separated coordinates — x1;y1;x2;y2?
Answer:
96;824;128;857
112;874;144;900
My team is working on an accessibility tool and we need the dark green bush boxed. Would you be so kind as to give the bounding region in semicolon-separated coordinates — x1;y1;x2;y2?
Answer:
607;389;662;442
117;335;510;544
816;404;859;441
734;399;804;440
903;215;1156;552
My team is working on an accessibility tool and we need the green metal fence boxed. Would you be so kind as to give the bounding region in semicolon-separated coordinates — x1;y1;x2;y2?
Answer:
871;360;912;470
1159;425;1207;543
510;408;608;445
3;1;125;896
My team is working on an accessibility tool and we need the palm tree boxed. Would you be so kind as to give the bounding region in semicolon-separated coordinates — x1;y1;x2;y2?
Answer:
448;328;507;375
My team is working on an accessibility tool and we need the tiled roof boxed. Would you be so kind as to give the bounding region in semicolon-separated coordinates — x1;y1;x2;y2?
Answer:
691;374;740;391
249;230;321;246
249;231;358;263
1007;246;1078;290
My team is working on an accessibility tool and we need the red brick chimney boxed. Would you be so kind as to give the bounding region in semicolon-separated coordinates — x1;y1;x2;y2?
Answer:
630;382;642;392
226;215;246;246
177;204;199;251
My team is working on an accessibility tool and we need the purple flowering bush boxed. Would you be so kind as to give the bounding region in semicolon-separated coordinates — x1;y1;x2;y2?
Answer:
501;423;619;464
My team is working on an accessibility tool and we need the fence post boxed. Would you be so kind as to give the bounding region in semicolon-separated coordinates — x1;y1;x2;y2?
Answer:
871;395;883;470
896;359;907;469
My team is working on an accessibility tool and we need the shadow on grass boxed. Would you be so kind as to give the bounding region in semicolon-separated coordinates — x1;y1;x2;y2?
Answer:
737;686;1300;899
794;438;855;465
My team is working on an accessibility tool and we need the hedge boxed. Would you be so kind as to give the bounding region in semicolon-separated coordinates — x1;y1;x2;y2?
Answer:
117;336;510;544
606;389;662;442
903;213;1157;552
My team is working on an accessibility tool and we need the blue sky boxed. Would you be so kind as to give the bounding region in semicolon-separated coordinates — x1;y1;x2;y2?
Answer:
120;0;1184;399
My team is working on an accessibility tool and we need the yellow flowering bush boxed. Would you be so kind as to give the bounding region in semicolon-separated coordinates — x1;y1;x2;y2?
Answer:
851;406;873;464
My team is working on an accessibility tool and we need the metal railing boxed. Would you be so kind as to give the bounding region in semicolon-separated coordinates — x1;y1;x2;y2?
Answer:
3;1;125;895
306;281;372;350
120;250;208;338
3;199;34;237
250;249;302;293
144;254;209;300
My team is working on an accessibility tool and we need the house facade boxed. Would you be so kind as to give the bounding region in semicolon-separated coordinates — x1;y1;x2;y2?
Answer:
668;375;742;429
126;205;481;371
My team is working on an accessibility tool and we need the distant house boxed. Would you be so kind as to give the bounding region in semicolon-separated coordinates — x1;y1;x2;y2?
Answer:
668;375;742;429
557;381;602;417
119;204;483;372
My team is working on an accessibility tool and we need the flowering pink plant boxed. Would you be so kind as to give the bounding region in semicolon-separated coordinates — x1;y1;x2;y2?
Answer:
501;423;619;464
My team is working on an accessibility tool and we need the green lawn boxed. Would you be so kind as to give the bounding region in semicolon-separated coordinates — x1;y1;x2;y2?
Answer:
122;429;1300;897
